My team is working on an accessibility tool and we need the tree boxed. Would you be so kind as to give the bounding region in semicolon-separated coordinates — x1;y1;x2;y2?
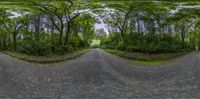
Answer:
10;14;29;50
0;9;9;50
30;14;41;41
0;9;29;50
95;28;107;39
189;19;200;50
76;14;95;47
111;8;132;41
168;11;197;48
33;1;80;45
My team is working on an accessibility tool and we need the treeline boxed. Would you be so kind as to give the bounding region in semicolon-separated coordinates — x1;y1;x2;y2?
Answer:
1;1;200;55
100;2;200;53
101;32;190;53
0;1;95;55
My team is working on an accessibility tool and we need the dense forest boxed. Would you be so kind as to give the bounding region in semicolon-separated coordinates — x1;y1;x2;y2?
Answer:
0;0;200;56
100;1;200;53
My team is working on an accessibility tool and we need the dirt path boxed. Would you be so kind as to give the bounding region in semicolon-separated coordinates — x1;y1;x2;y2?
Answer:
0;49;200;99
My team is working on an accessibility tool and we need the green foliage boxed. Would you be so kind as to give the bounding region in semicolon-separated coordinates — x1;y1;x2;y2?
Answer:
0;0;96;55
101;32;189;53
68;36;81;50
54;44;74;55
73;14;95;48
1;0;200;56
101;32;121;49
189;31;200;50
16;38;77;56
90;39;100;48
17;40;51;56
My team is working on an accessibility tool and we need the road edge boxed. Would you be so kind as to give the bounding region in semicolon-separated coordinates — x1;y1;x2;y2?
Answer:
3;49;90;64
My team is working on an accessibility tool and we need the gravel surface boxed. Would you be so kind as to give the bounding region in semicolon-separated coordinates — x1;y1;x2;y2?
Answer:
0;49;200;99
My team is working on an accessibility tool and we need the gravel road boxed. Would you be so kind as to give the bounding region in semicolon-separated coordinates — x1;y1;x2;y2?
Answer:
0;49;200;99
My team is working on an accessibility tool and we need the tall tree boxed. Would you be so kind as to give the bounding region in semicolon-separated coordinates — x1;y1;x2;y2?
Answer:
77;14;95;47
33;1;80;45
168;10;197;48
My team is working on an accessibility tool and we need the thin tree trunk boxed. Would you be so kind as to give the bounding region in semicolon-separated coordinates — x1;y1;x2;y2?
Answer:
64;23;71;45
181;36;185;49
137;17;140;33
3;37;6;50
51;25;55;52
13;33;17;51
181;31;185;49
8;35;11;48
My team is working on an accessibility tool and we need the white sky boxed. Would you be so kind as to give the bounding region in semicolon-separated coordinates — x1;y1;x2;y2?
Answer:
9;11;21;18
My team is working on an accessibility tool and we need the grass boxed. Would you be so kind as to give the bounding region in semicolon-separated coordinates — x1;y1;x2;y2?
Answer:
104;49;189;65
4;49;90;64
134;60;163;65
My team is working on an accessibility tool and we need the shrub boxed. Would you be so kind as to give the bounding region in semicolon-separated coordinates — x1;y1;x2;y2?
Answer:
91;44;99;49
54;44;74;55
125;45;142;52
101;32;192;53
17;40;51;56
116;42;126;50
68;36;80;50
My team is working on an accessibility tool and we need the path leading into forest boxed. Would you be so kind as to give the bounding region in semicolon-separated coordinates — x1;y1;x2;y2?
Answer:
0;49;200;99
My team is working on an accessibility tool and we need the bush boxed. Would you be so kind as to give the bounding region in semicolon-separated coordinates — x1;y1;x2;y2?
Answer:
54;44;74;55
17;40;51;56
91;44;99;49
116;42;126;50
139;43;157;53
125;45;142;52
68;36;80;50
100;32;191;53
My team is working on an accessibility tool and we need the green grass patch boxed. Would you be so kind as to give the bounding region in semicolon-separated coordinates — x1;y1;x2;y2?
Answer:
103;49;189;65
134;60;163;65
4;49;90;64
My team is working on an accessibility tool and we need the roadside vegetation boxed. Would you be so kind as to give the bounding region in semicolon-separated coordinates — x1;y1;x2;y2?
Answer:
0;0;97;57
104;49;188;65
4;49;89;64
100;2;200;53
98;1;200;64
0;0;200;63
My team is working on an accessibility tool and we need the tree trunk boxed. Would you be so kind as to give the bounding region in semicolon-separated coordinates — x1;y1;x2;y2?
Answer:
8;35;11;48
51;25;55;52
120;29;125;42
181;38;185;49
36;31;40;41
59;30;63;45
136;17;140;33
35;23;40;41
35;15;41;41
13;33;17;51
181;31;185;49
64;23;71;45
3;37;6;50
